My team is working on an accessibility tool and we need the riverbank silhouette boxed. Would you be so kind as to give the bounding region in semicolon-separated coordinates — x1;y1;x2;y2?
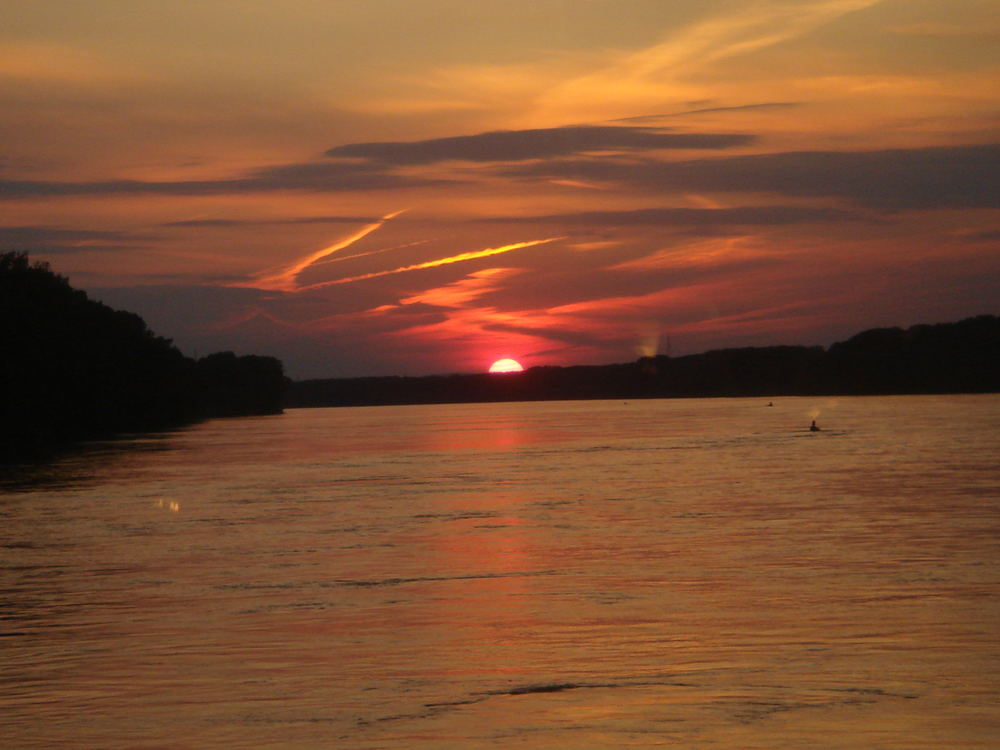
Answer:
286;315;999;409
1;252;287;462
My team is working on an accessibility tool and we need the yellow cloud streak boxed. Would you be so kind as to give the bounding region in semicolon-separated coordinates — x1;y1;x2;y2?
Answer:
300;237;564;289
239;209;406;291
312;238;431;266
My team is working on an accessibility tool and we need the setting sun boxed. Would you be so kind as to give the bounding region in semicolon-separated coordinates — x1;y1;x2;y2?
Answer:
488;358;524;373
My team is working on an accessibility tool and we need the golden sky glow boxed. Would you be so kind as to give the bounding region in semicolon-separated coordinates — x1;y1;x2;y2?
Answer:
2;0;997;377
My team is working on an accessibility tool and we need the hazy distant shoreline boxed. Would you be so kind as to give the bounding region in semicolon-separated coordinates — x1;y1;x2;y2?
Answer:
285;315;999;409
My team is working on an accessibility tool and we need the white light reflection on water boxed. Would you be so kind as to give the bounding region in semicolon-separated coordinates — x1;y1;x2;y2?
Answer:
2;395;999;748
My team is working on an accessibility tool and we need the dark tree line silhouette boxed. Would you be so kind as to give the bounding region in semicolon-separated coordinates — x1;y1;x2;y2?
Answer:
1;252;287;461
286;315;1000;409
5;250;994;460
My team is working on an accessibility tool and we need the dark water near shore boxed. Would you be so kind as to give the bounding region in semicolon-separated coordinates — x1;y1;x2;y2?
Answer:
2;395;999;748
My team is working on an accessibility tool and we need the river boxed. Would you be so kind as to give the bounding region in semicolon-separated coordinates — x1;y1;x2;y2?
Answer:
2;395;998;748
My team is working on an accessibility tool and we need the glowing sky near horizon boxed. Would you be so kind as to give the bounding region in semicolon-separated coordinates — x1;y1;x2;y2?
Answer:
1;0;997;378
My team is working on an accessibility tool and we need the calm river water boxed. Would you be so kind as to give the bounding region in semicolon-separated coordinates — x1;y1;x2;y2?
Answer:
2;395;999;748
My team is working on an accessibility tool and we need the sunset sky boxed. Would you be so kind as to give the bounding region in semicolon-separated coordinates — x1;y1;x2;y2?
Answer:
3;0;998;378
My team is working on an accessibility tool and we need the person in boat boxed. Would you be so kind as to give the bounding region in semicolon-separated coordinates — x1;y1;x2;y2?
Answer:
810;420;820;432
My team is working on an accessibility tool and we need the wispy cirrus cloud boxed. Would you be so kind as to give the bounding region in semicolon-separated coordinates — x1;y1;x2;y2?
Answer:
0;225;143;253
0;161;442;199
502;143;1000;211
479;319;615;350
615;102;801;123
161;215;380;228
528;0;880;122
324;125;753;165
956;230;1000;243
473;205;867;227
301;237;564;289
234;209;407;292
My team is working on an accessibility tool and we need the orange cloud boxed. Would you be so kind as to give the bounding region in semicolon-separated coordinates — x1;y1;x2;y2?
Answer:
399;267;521;308
235;209;406;292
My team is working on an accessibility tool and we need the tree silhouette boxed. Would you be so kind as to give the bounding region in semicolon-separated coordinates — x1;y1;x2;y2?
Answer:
286;317;999;408
1;252;286;461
